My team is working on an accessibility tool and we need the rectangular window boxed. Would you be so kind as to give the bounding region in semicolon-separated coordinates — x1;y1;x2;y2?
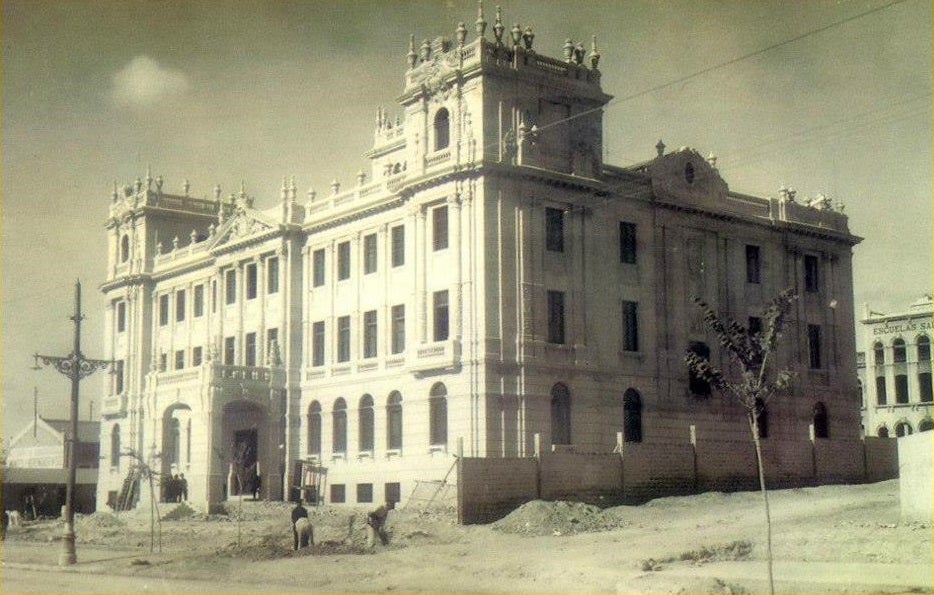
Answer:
546;207;565;252
192;346;203;367
876;375;887;405
391;225;405;267
919;372;933;403
433;290;449;342
804;255;819;293
329;484;346;504
267;257;279;294
619;222;637;264
746;245;761;284
433;205;448;251
356;483;373;504
159;353;168;372
748;316;763;336
224;336;236;365
245;332;257;367
808;324;822;369
159;294;169;326
313;248;326;287
114;360;124;394
246;263;258;299
391;304;406;354
312;321;325;366
895;374;909;404
384;482;401;506
547;290;566;344
175;290;186;322
267;328;278;357
338;241;351;280
363;310;378;358
622;300;639;352
337;315;351;362
225;269;237;304
193;284;204;317
175;349;185;370
364;233;377;274
116;301;126;332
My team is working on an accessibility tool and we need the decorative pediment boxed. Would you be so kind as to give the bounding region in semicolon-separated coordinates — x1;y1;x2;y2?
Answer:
648;147;729;203
208;204;280;251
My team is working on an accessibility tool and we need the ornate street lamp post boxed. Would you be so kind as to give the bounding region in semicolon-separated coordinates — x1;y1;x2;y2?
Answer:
33;280;112;566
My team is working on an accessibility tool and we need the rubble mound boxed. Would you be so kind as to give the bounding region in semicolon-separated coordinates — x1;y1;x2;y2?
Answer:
162;502;199;521
491;500;625;536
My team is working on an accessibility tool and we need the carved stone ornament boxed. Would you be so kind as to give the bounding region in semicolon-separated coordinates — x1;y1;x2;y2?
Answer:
415;53;459;97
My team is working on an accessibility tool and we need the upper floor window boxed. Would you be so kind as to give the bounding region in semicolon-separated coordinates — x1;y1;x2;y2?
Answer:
804;255;819;293
745;245;761;284
873;341;885;366
225;269;237;305
224;336;235;365
175;290;186;323
363;310;378;359
364;233;377;275
391;304;406;354
337;241;351;281
114;360;124;394
337;315;351;362
433;206;449;251
434;108;450;151
622;300;639;352
120;235;130;263
387;391;403;450
619;222;637;264
391;225;405;267
433;291;449;342
358;394;375;452
312;321;325;366
893;338;907;363
313;249;326;287
547;290;566;345
546;207;565;253
267;257;279;294
246;263;258;300
159;294;170;326
193;284;204;317
808;324;822;369
174;349;185;370
245;332;257;367
919;336;931;361
116;301;126;333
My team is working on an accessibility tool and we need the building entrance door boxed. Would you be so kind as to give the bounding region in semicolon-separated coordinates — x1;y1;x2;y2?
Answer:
233;428;258;495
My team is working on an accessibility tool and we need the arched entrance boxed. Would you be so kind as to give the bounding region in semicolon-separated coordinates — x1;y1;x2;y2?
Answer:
222;400;267;499
161;404;192;503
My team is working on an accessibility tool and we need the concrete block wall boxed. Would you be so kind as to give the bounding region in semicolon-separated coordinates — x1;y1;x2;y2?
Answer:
814;439;865;484
695;438;758;492
898;431;932;523
457;457;538;524
863;436;899;482
540;452;621;503
620;441;696;501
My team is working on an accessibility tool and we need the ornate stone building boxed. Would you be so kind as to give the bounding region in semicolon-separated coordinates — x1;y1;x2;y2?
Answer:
97;7;863;512
857;295;934;438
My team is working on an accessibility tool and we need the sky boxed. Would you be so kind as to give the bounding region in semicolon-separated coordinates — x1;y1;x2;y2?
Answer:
2;0;931;442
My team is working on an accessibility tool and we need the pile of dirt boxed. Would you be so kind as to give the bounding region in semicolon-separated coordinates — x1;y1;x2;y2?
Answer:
161;502;199;521
490;500;628;536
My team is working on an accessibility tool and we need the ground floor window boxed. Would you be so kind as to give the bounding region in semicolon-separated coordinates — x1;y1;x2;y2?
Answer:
330;484;346;503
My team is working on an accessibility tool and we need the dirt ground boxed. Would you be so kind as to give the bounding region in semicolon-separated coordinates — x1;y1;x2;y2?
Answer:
2;479;931;594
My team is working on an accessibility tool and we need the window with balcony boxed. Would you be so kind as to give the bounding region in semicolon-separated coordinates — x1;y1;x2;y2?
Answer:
192;346;203;367
116;301;126;332
245;332;257;367
434;108;450;151
159;294;169;326
224;336;235;365
193;284;204;317
804;255;819;293
175;350;185;370
225;269;237;305
175;290;186;323
246;263;258;300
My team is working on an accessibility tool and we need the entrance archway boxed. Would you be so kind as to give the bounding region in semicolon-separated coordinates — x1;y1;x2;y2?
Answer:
222;400;267;498
161;404;192;502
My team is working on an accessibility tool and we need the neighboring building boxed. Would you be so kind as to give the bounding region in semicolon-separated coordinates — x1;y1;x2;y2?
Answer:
2;416;100;516
857;295;934;437
96;7;863;513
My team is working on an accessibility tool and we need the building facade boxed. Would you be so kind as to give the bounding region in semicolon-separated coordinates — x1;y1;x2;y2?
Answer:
857;295;934;437
96;8;863;512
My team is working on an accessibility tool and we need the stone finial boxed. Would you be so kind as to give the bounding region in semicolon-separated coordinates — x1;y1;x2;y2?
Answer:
112;180;119;203
376;105;383;129
573;42;585;65
706;153;717;168
835;199;845;213
420;38;431;62
493;6;504;43
145;166;153;188
190;229;198;244
214;183;222;201
476;0;487;37
456;22;468;46
183;179;190;196
306;188;316;206
208;222;216;236
135;177;143;193
228;193;236;205
357;169;367;185
563;38;574;62
288;177;297;202
407;34;417;69
522;26;534;50
156;241;163;255
172;236;179;251
589;35;600;69
655;139;666;157
787;188;797;203
155;175;164;191
280;177;288;201
331;179;341;195
510;23;522;47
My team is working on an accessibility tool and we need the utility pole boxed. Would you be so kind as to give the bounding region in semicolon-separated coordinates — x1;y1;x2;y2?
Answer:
33;280;113;566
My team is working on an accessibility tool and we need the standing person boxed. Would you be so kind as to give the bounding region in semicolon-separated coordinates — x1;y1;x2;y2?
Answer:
252;473;261;500
179;474;188;501
366;501;394;549
290;500;311;550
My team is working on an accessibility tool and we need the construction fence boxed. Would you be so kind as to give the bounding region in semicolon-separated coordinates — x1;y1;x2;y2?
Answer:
457;435;899;524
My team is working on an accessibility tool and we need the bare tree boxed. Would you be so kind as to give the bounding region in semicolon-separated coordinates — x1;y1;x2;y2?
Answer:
684;288;797;595
120;448;163;554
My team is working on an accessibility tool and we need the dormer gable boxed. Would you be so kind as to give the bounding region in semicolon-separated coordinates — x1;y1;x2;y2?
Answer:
208;200;281;254
647;146;729;205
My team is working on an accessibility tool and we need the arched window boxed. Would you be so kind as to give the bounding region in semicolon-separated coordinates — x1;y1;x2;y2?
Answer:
877;425;889;438
387;391;403;450
307;401;322;456
429;383;448;446
876;376;888;405
895;421;913;437
873;342;885;366
111;424;121;469
120;235;130;263
167;418;180;466
688;342;712;397
623;389;642;443
434;108;450;151
386;390;402;450
812;402;829;439
186;419;192;464
359;394;374;452
893;338;906;363
919;418;934;432
332;398;347;454
755;397;768;439
919;336;931;361
550;383;571;446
